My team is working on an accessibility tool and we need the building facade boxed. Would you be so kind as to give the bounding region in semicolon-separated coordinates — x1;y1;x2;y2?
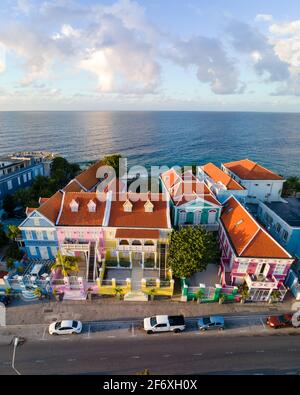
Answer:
219;196;293;302
222;159;284;204
0;152;55;208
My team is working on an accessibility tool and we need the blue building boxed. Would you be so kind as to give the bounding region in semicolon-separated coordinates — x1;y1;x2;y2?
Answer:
0;152;55;209
257;198;300;299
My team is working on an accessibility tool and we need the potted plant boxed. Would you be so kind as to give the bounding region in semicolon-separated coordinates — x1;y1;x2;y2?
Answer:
269;290;281;304
149;288;156;301
219;294;226;304
195;289;204;304
240;287;250;304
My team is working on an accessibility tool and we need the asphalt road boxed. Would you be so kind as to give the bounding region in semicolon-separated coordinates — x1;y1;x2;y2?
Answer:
1;332;300;375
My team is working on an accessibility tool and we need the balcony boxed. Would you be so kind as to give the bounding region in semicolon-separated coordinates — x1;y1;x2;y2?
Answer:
61;240;90;252
245;273;278;289
117;245;156;253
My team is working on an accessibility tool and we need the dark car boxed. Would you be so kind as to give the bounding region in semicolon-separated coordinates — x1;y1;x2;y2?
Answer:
0;295;11;306
266;313;293;329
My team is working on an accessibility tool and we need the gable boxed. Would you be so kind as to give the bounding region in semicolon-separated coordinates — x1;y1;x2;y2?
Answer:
20;211;55;228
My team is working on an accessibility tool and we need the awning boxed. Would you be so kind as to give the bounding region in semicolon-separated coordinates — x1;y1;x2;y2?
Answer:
115;229;160;239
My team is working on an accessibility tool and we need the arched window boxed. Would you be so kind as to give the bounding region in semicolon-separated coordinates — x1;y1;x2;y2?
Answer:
119;240;129;245
132;240;142;245
144;240;154;246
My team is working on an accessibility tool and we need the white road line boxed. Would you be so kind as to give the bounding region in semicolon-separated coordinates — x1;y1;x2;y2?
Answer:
256;350;265;353
35;360;45;363
41;326;47;340
225;351;234;355
260;318;266;329
67;358;76;362
192;353;203;356
131;356;140;359
163;354;171;358
107;335;116;338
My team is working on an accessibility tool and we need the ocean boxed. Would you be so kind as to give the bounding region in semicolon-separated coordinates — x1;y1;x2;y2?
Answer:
0;111;299;176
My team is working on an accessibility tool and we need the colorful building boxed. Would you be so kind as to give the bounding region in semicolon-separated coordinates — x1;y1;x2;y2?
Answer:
0;151;55;208
257;197;300;299
222;159;284;204
219;196;293;302
198;162;247;204
161;168;222;230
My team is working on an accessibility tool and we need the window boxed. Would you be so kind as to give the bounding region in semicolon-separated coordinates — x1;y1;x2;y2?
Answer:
33;218;40;226
7;180;13;190
237;262;248;273
28;172;32;181
276;223;282;234
29;246;37;256
23;173;27;183
273;264;286;275
36;231;43;240
282;230;289;242
18;177;21;186
26;230;33;240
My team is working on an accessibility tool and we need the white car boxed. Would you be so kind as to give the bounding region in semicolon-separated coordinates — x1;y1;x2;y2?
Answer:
49;320;82;335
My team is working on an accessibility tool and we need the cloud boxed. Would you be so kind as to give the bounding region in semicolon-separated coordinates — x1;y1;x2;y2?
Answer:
226;20;290;82
168;36;241;94
0;42;5;73
270;20;300;35
255;14;273;22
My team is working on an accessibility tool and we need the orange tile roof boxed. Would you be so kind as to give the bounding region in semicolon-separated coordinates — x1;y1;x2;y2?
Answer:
161;168;221;207
221;196;291;259
57;192;106;226
108;193;169;229
223;159;284;181
202;163;244;190
75;160;104;190
37;191;63;224
63;180;83;192
39;197;50;205
26;207;36;215
115;229;160;239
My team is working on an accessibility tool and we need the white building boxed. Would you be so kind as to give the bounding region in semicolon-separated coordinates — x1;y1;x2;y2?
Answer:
221;159;284;204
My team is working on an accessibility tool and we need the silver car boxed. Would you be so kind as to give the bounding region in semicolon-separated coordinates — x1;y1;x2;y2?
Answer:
197;316;225;331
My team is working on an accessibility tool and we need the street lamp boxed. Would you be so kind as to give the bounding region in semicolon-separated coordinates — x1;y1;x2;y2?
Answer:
12;337;21;375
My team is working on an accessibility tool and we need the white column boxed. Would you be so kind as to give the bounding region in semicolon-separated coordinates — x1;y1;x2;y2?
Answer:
142;252;145;268
116;251;120;267
154;252;157;268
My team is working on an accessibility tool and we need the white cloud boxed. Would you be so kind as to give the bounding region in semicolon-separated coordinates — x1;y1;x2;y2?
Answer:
255;14;273;22
0;42;5;73
270;20;300;35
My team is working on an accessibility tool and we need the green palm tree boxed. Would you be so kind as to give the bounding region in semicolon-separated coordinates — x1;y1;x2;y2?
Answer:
51;251;79;277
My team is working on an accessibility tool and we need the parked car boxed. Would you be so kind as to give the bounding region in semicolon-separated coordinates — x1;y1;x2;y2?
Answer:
49;320;82;335
0;295;10;306
266;313;293;329
143;315;185;334
197;316;225;331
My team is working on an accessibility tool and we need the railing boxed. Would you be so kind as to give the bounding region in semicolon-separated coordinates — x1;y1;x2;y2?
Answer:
245;273;278;289
160;280;171;288
61;242;90;251
51;279;65;285
117;245;156;253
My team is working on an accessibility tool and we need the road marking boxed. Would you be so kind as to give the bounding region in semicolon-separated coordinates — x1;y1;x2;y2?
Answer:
225;351;234;355
41;326;47;340
67;358;76;362
35;360;45;363
131;356;140;359
256;350;265;353
192;353;203;356
163;354;171;358
107;335;116;338
260;318;266;329
99;357;108;360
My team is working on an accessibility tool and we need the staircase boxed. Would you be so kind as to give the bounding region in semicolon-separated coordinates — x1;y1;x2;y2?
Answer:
88;242;95;282
124;260;148;301
21;290;39;301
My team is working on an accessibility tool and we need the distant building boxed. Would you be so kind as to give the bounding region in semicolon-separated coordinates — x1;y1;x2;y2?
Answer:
219;196;293;302
198;162;248;204
222;159;284;204
0;151;55;208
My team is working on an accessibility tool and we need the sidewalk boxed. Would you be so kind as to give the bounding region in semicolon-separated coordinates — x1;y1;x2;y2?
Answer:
4;293;295;326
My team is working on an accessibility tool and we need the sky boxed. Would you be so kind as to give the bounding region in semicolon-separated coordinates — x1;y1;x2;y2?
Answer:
1;0;300;111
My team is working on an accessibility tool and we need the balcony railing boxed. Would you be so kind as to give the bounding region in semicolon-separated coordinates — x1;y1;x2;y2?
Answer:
245;273;278;289
117;245;156;253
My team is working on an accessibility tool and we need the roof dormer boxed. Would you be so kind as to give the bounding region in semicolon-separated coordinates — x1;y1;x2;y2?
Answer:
144;199;154;213
123;199;133;212
70;199;79;212
87;199;96;213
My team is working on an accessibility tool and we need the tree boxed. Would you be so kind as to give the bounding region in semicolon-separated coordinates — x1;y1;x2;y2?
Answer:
102;154;122;177
51;251;79;277
7;225;21;241
283;176;300;197
0;224;8;247
167;226;219;278
50;157;80;188
3;195;16;217
6;258;14;270
195;289;204;304
6;244;23;261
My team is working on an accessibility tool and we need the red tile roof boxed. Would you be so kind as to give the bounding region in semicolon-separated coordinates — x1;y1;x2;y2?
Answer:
115;229;160;239
37;191;63;224
57;192;106;226
75;160;104;190
39;197;50;205
221;196;291;259
108;193;170;229
63;180;84;192
223;159;284;181
161;168;221;207
202;163;245;190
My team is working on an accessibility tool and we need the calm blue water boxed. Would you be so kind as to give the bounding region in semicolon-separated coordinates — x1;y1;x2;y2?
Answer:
0;111;299;176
